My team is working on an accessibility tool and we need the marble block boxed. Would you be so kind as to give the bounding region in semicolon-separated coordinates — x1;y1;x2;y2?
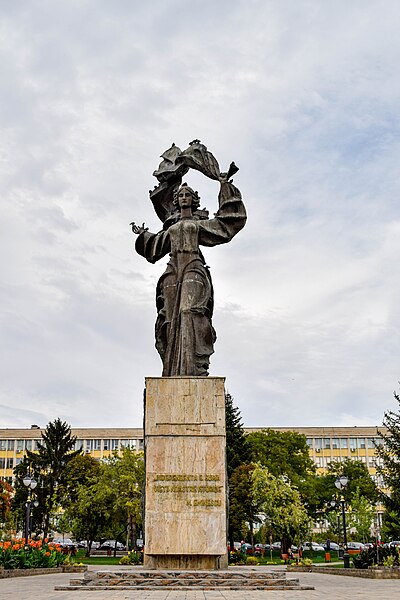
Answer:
144;377;227;569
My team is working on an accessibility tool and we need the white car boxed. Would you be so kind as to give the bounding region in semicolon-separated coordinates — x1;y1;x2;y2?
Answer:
347;542;365;551
302;542;325;551
52;538;76;550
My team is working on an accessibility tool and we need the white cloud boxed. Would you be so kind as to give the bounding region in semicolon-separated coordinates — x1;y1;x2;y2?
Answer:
1;0;400;428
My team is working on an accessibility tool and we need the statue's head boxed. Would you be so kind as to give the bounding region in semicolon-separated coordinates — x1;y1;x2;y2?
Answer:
173;183;201;212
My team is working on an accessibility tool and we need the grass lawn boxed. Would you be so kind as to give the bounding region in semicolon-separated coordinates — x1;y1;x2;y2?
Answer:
74;550;123;566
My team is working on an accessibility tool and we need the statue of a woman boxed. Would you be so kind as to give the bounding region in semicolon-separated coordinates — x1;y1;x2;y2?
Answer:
131;141;246;377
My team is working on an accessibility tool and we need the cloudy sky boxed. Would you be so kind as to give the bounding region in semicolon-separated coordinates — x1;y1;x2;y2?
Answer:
1;0;400;430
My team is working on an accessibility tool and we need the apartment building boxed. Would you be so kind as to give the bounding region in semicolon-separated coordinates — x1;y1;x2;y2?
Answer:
0;425;386;485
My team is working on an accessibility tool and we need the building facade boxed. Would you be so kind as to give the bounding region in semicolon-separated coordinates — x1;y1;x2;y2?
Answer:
0;424;385;485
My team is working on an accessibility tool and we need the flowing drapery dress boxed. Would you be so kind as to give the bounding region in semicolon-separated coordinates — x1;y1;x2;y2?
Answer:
135;180;246;376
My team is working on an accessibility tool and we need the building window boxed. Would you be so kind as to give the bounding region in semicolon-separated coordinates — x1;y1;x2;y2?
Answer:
306;438;313;449
111;439;119;451
15;457;22;465
332;438;339;449
367;438;376;449
103;440;110;451
86;440;93;452
34;440;41;451
16;440;24;452
314;438;323;450
75;440;83;451
0;440;6;451
25;440;32;451
93;439;101;451
374;437;383;447
7;440;15;451
349;438;357;452
6;458;14;469
339;438;348;449
357;438;366;449
0;458;5;468
323;438;331;449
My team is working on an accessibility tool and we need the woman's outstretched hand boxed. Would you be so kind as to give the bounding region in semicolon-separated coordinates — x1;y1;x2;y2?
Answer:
130;222;148;235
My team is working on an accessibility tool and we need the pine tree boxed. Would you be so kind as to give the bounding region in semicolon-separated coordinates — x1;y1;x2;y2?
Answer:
225;392;250;551
376;391;400;538
21;419;82;537
225;392;248;478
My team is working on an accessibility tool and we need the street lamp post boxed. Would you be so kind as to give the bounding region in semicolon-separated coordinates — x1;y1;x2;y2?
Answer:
334;475;350;569
23;474;37;545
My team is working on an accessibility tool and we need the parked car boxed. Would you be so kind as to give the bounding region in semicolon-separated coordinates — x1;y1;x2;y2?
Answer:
136;539;144;549
324;542;340;551
99;540;126;551
347;542;365;554
52;538;76;550
302;542;325;552
389;540;400;548
254;543;268;555
271;542;282;551
77;540;100;549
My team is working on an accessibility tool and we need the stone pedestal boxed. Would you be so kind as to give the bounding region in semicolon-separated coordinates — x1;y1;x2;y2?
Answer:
143;376;228;569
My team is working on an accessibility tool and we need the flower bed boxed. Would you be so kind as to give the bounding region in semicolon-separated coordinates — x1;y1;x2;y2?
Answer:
0;538;66;570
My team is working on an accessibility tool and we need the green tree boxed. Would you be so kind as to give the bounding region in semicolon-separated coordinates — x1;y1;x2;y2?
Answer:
61;454;102;508
381;509;400;541
63;467;114;555
225;393;248;478
325;459;378;505
376;390;400;539
225;393;250;550
347;486;375;542
245;429;323;520
245;429;316;488
228;463;259;547
13;419;82;537
252;464;310;554
101;447;144;550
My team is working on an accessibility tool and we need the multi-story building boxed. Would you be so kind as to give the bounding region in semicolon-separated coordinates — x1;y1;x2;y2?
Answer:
0;424;385;485
245;426;386;488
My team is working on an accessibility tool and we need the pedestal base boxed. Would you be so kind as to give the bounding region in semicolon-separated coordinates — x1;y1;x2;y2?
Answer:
144;377;227;570
143;554;228;570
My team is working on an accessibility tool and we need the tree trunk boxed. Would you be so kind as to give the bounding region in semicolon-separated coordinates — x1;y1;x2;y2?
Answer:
281;535;292;555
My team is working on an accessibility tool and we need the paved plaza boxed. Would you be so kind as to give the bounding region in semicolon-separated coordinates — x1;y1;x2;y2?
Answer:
0;566;399;600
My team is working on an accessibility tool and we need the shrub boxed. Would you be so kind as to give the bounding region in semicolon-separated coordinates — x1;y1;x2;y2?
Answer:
383;555;396;567
246;556;258;565
353;545;399;569
119;550;143;565
228;550;246;565
0;538;66;570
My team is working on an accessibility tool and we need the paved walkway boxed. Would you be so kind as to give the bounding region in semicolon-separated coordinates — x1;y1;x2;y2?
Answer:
1;566;399;600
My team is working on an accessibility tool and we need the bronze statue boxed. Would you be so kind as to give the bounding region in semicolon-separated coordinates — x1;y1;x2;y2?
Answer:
131;141;246;377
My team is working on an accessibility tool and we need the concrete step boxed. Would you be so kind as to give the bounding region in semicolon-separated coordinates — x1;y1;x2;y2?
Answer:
56;584;315;591
57;569;314;591
66;577;298;587
91;570;284;581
